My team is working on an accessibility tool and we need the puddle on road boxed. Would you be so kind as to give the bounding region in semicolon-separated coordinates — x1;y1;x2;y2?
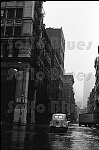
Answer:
1;125;99;150
48;125;99;150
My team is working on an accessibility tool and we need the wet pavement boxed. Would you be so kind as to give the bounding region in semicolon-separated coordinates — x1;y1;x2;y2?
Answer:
1;124;99;150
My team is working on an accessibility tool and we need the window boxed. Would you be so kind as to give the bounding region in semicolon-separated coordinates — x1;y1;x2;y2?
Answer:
7;8;15;19
1;9;5;24
1;27;4;36
15;8;23;24
14;8;23;24
1;9;5;19
5;26;13;37
54;115;58;119
2;41;9;57
6;8;15;24
58;115;63;119
54;115;64;119
14;26;21;36
16;8;23;19
13;40;19;57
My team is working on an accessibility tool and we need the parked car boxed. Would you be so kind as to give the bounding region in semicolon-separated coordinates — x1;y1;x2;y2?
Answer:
49;113;68;132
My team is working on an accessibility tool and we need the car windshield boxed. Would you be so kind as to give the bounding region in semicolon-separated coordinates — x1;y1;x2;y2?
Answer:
53;115;65;120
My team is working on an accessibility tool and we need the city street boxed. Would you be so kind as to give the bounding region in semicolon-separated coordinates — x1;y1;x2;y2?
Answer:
1;1;99;150
1;124;99;150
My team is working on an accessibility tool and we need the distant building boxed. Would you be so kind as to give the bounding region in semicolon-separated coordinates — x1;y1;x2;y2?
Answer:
62;75;76;122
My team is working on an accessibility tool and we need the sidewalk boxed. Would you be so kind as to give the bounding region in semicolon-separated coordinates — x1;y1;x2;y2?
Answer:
1;122;49;133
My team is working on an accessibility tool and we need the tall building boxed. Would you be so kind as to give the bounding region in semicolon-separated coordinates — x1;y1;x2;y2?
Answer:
87;47;99;113
83;73;95;108
46;27;65;69
1;1;55;125
94;54;99;112
46;27;65;110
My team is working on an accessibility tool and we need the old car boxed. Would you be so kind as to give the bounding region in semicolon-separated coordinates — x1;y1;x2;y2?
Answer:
49;113;68;132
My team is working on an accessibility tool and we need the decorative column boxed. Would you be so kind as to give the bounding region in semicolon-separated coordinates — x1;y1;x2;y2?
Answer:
30;90;36;124
13;66;29;124
8;38;13;57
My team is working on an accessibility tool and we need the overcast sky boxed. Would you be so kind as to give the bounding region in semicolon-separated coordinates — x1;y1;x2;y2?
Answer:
43;1;99;105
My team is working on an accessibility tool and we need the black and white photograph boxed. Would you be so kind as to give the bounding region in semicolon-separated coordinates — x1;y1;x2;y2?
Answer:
1;1;99;150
